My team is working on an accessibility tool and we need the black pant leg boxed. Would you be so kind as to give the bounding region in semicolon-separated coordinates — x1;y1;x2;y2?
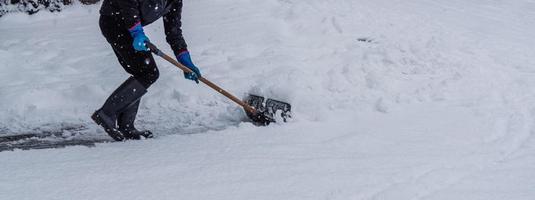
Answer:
99;15;160;88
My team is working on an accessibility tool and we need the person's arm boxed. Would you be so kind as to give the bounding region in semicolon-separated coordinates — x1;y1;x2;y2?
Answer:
113;0;150;51
115;0;142;30
163;1;188;56
163;1;201;83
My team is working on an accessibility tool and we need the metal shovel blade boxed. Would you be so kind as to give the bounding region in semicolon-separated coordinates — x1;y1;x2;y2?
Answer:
244;94;292;126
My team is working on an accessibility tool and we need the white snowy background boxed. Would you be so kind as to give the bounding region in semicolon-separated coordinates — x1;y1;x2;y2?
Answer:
1;0;535;199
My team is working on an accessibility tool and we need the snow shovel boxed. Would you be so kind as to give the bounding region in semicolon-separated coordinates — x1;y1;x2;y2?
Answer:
146;42;291;125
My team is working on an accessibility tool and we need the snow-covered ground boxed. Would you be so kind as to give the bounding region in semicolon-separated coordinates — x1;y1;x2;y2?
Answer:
1;0;535;199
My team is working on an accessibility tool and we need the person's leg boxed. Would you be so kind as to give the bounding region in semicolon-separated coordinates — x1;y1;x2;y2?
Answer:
105;25;157;139
91;77;147;141
94;15;157;140
116;100;153;139
111;47;160;89
100;15;159;88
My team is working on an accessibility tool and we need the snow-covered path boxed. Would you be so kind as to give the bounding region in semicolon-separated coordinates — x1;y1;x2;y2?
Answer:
1;0;535;199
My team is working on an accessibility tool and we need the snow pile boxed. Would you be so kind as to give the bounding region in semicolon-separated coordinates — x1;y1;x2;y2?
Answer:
1;0;535;199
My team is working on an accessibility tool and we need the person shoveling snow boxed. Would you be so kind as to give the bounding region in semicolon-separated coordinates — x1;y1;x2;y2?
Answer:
92;0;201;141
92;0;291;141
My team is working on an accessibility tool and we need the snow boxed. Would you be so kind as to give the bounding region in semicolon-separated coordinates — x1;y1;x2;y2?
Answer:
1;0;535;199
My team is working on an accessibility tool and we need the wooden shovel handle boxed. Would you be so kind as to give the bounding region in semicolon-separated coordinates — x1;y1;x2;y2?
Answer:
146;42;257;114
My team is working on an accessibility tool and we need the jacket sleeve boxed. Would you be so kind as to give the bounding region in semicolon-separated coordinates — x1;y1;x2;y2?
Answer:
163;0;188;56
115;0;142;30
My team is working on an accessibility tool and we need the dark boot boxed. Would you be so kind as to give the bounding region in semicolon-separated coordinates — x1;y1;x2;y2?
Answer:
117;100;153;140
91;77;147;141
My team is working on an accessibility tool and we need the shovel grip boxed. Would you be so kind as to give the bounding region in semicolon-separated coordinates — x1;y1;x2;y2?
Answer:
146;42;257;114
147;42;193;74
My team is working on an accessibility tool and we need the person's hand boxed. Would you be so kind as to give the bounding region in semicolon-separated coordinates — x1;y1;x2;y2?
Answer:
177;51;201;83
128;23;150;52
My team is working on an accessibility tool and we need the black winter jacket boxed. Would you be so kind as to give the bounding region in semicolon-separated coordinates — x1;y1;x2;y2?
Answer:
100;0;188;55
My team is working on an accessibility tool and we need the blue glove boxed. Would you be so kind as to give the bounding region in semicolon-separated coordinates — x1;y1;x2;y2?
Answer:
177;51;201;83
128;23;150;52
